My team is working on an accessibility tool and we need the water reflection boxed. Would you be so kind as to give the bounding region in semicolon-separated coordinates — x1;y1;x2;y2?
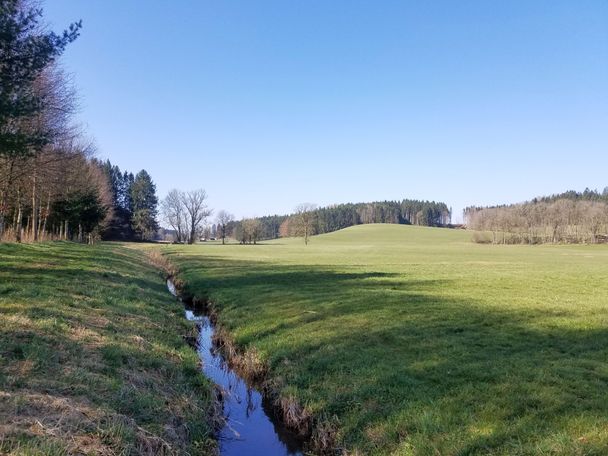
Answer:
168;280;304;456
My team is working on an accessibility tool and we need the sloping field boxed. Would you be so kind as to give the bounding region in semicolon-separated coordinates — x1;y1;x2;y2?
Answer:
0;242;215;455
164;224;608;455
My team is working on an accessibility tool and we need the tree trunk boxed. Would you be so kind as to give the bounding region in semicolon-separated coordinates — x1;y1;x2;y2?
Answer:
0;192;5;238
41;193;51;236
15;189;22;243
189;220;195;244
31;169;38;241
0;158;17;238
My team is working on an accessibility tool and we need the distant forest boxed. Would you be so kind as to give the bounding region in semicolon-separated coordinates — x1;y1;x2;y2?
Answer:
464;188;608;244
224;200;452;243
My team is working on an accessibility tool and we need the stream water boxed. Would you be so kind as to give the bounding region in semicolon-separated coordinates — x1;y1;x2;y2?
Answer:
167;280;305;456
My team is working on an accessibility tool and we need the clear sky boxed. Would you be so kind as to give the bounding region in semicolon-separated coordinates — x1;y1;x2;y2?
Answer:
44;1;608;222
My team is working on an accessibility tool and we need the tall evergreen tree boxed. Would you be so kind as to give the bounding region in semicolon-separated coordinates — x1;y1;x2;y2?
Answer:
122;171;135;213
130;170;158;240
98;161;135;240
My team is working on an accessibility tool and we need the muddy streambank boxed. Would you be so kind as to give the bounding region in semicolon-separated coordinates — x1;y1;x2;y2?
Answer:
166;278;338;455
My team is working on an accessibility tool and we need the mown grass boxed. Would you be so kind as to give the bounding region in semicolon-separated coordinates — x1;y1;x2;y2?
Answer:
0;242;216;455
160;224;608;455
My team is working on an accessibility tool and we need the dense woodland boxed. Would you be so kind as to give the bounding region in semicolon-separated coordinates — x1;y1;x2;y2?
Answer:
464;188;608;244
0;2;158;243
227;200;452;243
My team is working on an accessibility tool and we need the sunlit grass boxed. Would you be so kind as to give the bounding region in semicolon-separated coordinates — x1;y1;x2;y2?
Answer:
161;224;608;455
0;242;215;455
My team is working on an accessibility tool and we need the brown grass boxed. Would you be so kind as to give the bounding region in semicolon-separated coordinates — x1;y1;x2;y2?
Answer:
147;250;178;279
0;391;177;455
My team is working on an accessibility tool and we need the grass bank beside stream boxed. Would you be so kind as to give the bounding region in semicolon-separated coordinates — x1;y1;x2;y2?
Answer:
161;224;608;456
0;242;216;455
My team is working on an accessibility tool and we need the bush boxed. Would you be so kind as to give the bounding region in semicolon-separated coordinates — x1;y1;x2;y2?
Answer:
472;232;492;244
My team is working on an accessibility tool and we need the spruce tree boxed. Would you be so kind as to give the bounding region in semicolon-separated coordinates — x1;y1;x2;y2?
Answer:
130;170;159;240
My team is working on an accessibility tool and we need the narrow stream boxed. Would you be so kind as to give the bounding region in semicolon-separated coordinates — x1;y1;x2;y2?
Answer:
167;280;305;456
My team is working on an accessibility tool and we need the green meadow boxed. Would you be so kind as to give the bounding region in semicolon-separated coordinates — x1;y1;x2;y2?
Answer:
2;226;607;455
0;242;215;455
162;224;608;455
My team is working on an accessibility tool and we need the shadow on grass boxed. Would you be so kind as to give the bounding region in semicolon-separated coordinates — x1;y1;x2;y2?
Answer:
171;253;608;455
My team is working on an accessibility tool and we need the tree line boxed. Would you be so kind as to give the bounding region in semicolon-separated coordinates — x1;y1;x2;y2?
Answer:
0;1;98;242
0;2;160;244
225;199;452;244
464;188;608;244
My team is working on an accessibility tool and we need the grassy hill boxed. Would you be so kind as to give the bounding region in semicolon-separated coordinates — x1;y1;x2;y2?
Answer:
163;224;608;455
0;242;216;455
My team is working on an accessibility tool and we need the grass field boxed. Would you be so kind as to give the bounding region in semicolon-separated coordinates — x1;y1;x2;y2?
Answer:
0;242;216;455
162;224;608;455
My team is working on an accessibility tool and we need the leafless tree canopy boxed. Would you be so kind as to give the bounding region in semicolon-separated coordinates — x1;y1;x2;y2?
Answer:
182;189;212;244
293;203;317;245
160;189;212;244
215;210;234;244
466;199;608;244
160;189;187;243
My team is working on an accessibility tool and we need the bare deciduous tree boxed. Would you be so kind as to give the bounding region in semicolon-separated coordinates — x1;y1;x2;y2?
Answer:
467;199;608;244
160;189;212;244
161;189;187;242
294;203;317;245
279;217;291;238
182;189;212;244
216;210;234;244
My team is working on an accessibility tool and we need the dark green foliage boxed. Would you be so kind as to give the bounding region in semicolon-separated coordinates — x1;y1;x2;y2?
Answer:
99;160;136;240
130;170;159;241
99;161;159;241
50;190;107;235
0;0;81;157
536;187;608;204
252;214;285;239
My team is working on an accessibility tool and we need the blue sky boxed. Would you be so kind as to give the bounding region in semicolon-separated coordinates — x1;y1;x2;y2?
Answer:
45;1;608;222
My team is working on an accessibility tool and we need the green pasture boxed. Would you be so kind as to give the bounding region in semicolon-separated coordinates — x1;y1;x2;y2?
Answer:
162;224;608;455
